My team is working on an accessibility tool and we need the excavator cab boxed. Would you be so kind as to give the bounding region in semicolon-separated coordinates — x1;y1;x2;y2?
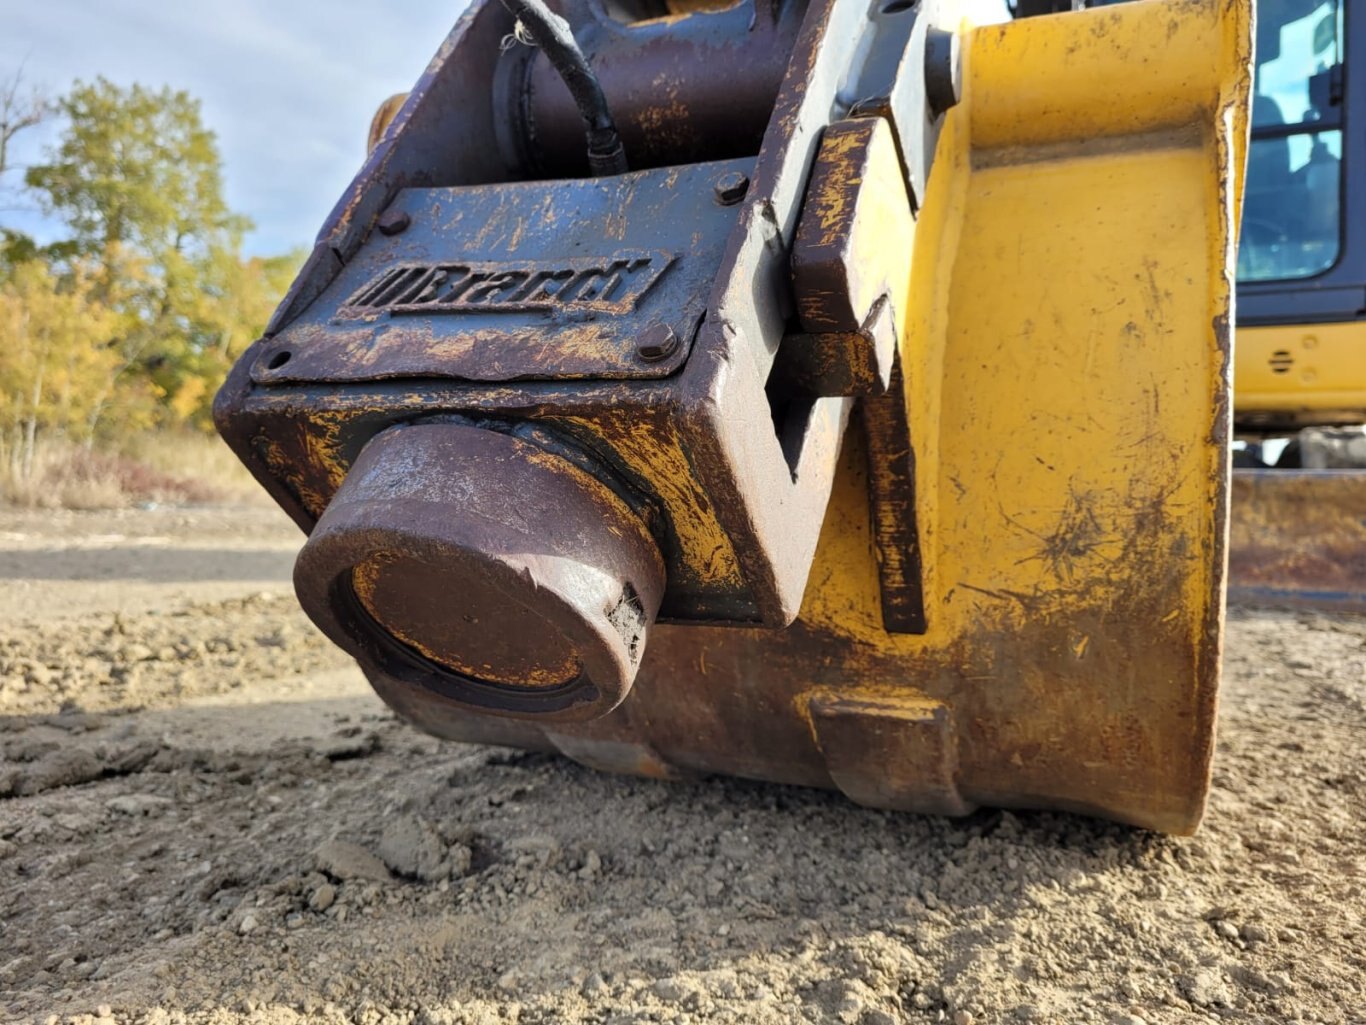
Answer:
1224;0;1366;609
1236;0;1356;415
1239;0;1340;278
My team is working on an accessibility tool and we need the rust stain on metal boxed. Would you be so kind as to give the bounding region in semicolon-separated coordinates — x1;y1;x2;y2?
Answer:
295;423;666;722
214;0;1248;835
340;252;672;316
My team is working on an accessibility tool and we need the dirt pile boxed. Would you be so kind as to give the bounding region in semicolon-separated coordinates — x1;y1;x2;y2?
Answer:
0;591;348;719
0;509;1363;1025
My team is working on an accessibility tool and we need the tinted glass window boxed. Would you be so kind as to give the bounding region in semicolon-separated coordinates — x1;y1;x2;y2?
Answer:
1237;0;1344;282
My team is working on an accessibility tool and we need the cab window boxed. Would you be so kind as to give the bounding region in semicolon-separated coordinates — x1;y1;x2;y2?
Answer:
1238;0;1344;282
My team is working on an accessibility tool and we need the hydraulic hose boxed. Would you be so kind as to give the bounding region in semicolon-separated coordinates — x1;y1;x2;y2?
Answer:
499;0;629;175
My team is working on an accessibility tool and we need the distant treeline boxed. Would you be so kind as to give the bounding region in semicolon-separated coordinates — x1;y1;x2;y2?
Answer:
0;73;300;481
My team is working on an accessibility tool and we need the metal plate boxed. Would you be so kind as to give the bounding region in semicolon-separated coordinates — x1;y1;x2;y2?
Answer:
254;159;751;385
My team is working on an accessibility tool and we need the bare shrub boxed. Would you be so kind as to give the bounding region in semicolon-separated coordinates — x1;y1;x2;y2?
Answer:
0;434;263;509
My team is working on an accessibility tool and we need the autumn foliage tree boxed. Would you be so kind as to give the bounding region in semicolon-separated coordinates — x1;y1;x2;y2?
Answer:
0;75;297;473
0;261;117;477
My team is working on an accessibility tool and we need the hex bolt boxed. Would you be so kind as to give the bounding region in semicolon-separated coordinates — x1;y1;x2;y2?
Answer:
713;171;750;206
377;209;412;236
636;323;679;363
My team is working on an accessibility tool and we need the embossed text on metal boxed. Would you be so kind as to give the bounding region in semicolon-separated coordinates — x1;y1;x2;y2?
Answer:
342;250;674;315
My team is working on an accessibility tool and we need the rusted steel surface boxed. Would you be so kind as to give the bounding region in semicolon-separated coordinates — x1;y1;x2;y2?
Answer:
267;0;805;342
769;306;896;398
215;0;1249;833
369;427;1227;834
807;690;969;816
792;119;912;339
294;422;665;721
219;0;938;639
256;160;749;385
1229;469;1366;611
784;116;913;397
517;0;805;176
859;359;927;634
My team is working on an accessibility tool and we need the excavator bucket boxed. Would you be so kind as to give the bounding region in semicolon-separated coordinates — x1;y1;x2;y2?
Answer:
1230;470;1366;611
215;0;1252;833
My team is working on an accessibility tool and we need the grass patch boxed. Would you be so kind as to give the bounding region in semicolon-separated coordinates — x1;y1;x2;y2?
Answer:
0;434;266;509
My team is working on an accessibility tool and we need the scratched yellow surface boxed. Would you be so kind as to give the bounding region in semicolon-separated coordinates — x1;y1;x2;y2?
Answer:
1236;322;1366;420
807;0;1249;636
791;0;1250;832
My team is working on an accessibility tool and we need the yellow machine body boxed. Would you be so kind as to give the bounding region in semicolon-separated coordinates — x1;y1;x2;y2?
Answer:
1237;322;1366;428
355;0;1251;835
217;0;1252;833
803;0;1246;830
1229;319;1366;608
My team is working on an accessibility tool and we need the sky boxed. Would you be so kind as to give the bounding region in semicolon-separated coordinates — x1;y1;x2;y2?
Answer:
1;0;1006;258
1;0;463;256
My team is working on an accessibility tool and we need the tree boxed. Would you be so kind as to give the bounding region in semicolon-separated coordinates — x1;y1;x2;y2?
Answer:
4;77;298;449
0;67;51;273
0;261;118;477
0;66;49;181
26;78;245;261
157;247;300;431
24;78;265;435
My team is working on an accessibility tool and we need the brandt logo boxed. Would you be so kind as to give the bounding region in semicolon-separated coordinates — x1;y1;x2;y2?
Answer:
342;250;674;315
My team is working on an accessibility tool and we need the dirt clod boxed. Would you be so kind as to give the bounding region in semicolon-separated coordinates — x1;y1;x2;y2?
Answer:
308;883;336;913
314;839;391;883
378;813;446;882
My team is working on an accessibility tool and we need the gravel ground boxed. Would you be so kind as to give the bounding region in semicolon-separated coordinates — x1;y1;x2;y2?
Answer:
0;506;1363;1025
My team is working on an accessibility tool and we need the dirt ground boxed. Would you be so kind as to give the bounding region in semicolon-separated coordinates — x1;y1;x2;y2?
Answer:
0;505;1363;1025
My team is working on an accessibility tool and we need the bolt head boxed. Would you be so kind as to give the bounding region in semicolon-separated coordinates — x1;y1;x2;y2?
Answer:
713;171;750;206
636;323;679;363
377;209;411;236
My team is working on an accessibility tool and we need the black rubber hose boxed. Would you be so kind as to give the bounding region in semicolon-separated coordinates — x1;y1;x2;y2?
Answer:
500;0;629;175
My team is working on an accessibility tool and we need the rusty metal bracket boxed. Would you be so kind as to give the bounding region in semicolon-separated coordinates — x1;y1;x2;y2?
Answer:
807;691;972;816
784;115;926;632
785;116;914;397
255;161;749;385
215;0;1250;832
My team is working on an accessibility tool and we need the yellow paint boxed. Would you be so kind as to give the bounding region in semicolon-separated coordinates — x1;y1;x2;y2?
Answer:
300;410;354;514
792;0;1250;832
808;0;1248;636
967;0;1246;151
548;413;746;590
1236;322;1366;422
367;93;408;155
